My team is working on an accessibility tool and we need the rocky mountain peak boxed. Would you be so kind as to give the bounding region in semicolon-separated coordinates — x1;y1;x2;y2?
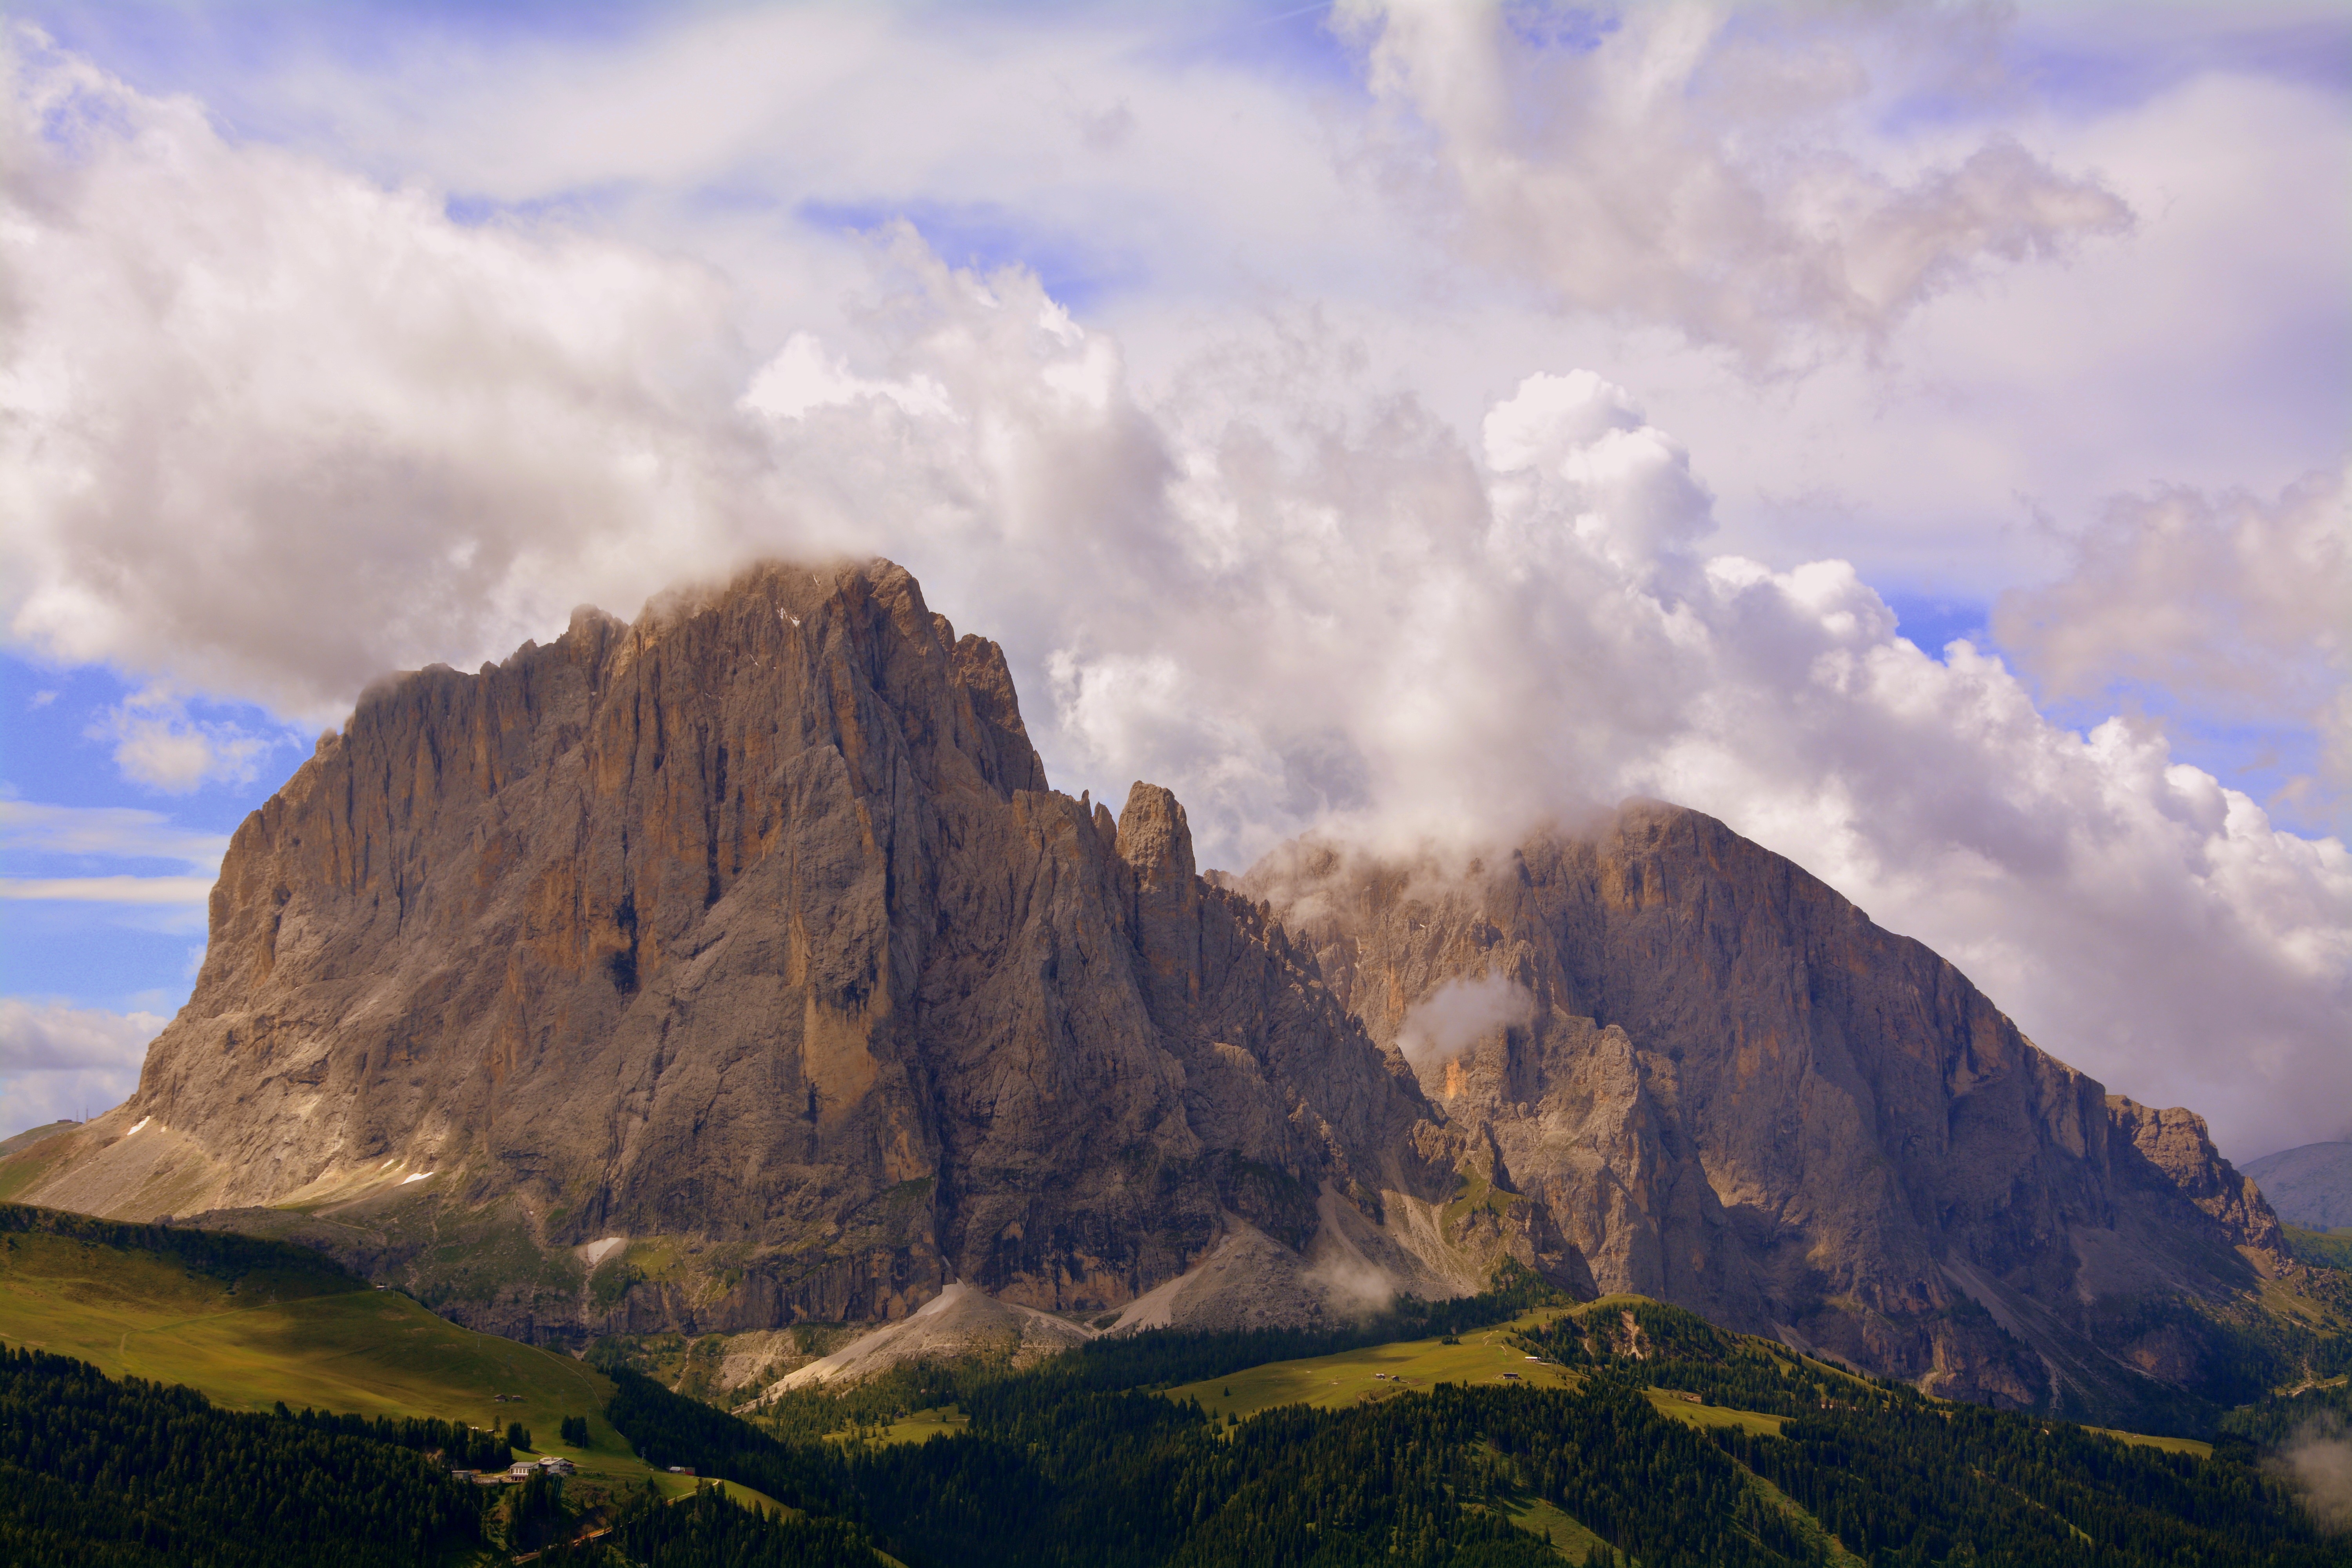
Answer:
18;558;1486;1336
1115;782;1196;893
4;555;2301;1425
1241;802;2292;1413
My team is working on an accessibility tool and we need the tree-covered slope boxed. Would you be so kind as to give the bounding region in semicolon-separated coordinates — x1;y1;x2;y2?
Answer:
0;1343;486;1568
596;1287;2345;1566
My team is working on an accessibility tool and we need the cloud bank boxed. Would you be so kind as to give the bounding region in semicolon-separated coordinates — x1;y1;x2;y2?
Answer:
1339;0;2134;364
1996;468;2350;827
0;24;2344;1158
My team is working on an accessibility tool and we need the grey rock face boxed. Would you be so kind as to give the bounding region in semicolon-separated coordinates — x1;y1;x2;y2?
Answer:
2243;1142;2352;1231
1241;803;2292;1411
20;560;1451;1334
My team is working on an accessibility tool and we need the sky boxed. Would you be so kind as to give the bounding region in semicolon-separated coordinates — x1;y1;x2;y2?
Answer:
0;0;2345;1161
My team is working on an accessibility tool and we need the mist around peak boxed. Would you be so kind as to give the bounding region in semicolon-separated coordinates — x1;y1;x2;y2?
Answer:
1395;973;1536;1071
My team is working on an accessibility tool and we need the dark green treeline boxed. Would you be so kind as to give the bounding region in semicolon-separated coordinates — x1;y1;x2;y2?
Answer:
598;1292;2342;1568
0;1342;485;1567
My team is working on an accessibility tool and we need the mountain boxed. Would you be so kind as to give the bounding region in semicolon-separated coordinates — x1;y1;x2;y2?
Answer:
2;557;2312;1423
1237;818;2298;1414
2245;1142;2352;1231
10;561;1489;1337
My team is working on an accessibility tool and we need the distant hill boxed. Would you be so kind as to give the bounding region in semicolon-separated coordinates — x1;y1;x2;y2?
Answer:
0;1340;488;1566
2246;1142;2352;1230
0;1202;893;1563
0;1119;79;1159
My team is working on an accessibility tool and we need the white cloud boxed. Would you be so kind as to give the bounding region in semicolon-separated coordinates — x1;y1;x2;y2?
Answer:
1396;972;1536;1068
1994;466;2349;822
88;690;282;793
738;260;2347;1152
1334;0;2132;365
0;799;229;872
0;29;779;723
2270;1418;2352;1534
0;998;160;1138
740;332;955;423
0;877;215;905
0;799;222;917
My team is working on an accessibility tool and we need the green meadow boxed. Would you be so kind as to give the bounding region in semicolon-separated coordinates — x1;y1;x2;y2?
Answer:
0;1223;777;1509
1165;1307;1786;1441
2084;1426;2214;1458
850;1404;972;1446
1165;1308;1583;1417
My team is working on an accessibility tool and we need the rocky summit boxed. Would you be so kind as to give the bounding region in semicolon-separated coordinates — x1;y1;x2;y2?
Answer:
1241;822;2291;1414
3;558;2294;1423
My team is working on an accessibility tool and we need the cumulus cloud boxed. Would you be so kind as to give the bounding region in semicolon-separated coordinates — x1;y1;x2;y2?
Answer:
1334;0;2133;363
88;690;282;793
0;31;779;723
1994;467;2349;822
760;263;2347;1151
1396;972;1537;1068
1;31;2344;1160
0;998;160;1138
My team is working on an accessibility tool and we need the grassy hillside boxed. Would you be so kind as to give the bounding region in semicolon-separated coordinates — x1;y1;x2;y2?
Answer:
1167;1308;1580;1417
1167;1307;1789;1441
2287;1224;2352;1270
608;1322;2342;1567
0;1202;773;1511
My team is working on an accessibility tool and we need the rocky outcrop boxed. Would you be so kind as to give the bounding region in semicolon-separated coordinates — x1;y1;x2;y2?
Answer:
1241;804;2292;1413
15;560;1459;1336
759;1282;1096;1394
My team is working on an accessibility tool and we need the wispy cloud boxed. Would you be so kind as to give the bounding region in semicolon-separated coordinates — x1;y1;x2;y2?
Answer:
0;800;230;872
0;800;224;911
0;876;216;905
1995;466;2349;829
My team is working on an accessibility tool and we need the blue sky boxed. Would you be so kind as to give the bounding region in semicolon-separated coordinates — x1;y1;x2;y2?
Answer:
1;0;2345;1154
0;654;296;1010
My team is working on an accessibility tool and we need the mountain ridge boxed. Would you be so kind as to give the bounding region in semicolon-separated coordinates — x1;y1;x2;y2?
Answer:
2;555;2308;1424
14;560;1500;1332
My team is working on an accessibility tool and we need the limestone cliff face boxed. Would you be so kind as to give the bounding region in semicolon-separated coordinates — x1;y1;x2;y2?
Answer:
1242;802;2290;1412
22;561;1448;1331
